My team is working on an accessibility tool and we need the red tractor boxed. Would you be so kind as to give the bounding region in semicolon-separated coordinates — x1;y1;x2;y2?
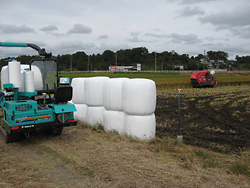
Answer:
190;70;217;88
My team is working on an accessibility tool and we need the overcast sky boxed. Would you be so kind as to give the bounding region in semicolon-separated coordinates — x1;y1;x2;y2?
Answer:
0;0;250;60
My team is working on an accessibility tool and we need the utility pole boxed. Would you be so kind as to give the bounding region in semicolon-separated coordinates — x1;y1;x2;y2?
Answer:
155;52;156;72
115;54;117;66
70;55;72;73
203;49;206;70
88;55;90;71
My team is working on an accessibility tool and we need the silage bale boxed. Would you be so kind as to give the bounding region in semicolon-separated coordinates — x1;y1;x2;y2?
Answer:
85;76;110;106
103;78;129;111
122;78;156;115
86;106;105;127
71;77;87;104
74;104;88;123
124;113;156;140
103;109;125;134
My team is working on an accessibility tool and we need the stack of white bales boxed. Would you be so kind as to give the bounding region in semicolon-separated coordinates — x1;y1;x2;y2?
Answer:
70;78;88;122
84;76;110;126
70;76;156;140
123;79;156;140
103;78;129;134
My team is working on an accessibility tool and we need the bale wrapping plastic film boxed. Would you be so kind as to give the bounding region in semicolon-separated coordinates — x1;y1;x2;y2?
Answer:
86;106;105;126
123;78;156;115
8;60;22;88
103;110;125;134
20;65;43;90
71;77;87;104
1;64;43;90
31;65;43;90
23;71;35;92
103;78;128;111
124;113;156;140
85;77;110;106
1;66;9;89
74;104;88;122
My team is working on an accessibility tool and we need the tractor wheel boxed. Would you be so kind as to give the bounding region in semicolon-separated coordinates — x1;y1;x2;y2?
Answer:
5;133;20;143
47;127;63;136
0;128;20;143
0;118;20;143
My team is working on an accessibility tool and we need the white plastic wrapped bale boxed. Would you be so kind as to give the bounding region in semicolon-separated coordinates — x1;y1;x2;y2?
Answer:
74;104;88;122
1;66;9;89
30;65;43;91
86;106;105;127
124;113;156;140
8;60;22;88
122;78;156;115
103;78;129;111
84;77;110;106
23;71;35;92
103;109;125;134
71;77;87;104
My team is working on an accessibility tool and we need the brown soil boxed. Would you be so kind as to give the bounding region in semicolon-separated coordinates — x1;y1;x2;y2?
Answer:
156;87;250;154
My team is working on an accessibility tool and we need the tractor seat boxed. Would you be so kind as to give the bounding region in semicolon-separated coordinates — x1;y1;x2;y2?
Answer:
54;86;73;104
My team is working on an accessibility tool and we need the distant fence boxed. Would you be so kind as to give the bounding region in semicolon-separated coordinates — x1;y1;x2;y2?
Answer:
60;70;250;75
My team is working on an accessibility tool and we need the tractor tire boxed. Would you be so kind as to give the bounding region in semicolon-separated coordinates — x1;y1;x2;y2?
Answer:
5;132;20;143
0;110;20;143
0;127;20;143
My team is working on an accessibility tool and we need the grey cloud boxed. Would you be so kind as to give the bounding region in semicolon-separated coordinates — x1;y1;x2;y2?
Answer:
127;36;149;43
127;36;141;42
166;0;218;4
99;35;109;39
230;26;250;39
169;33;202;44
180;0;217;4
67;24;92;34
40;25;58;32
52;41;96;55
176;6;205;17
145;33;167;38
131;31;141;36
198;7;250;30
100;42;130;53
0;24;35;34
50;33;65;37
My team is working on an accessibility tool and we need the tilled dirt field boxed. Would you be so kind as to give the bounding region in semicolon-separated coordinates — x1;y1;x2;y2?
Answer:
156;85;250;154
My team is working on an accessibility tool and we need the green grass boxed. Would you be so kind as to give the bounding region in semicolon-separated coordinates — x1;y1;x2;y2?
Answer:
60;72;190;80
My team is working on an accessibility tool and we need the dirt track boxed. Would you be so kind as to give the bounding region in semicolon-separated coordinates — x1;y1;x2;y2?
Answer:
156;86;250;154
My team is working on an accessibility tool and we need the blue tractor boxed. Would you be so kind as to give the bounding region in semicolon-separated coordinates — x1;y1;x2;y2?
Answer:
0;42;77;143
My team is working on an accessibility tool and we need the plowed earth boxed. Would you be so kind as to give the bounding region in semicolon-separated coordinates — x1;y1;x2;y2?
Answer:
156;86;250;154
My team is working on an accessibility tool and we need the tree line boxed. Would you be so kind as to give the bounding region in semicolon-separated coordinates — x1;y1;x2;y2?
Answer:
0;47;249;71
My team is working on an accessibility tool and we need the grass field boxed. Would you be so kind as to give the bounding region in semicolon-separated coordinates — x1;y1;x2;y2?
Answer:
61;72;250;90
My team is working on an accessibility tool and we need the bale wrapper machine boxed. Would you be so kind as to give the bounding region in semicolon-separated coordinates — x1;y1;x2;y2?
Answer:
0;42;77;143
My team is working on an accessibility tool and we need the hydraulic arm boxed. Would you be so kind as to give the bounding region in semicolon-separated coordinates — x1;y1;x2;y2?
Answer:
0;42;52;58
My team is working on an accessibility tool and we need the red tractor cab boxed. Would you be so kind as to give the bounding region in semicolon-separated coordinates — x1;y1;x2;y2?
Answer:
190;70;217;88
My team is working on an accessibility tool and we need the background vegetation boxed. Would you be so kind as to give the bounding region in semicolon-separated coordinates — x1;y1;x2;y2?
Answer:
1;47;249;71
